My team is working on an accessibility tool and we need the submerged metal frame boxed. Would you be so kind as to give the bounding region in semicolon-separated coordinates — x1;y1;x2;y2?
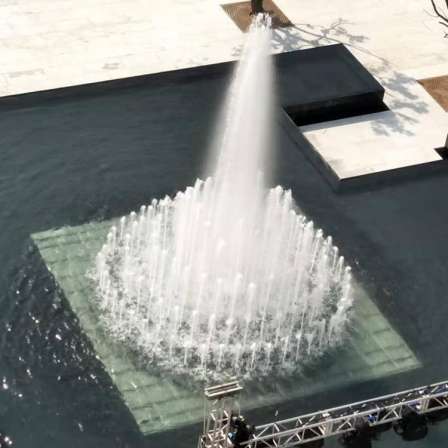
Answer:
199;379;448;447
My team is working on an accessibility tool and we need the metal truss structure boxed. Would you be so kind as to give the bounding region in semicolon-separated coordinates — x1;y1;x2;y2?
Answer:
198;379;448;448
247;380;448;447
198;378;243;448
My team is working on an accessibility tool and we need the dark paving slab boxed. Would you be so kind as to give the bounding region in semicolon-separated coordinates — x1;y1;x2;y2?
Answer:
276;45;385;121
0;45;384;124
419;75;448;112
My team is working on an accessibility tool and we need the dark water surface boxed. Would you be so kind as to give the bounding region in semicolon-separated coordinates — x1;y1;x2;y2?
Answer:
0;66;448;448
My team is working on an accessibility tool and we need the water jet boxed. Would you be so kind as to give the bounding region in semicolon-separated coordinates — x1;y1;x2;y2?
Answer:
92;16;353;381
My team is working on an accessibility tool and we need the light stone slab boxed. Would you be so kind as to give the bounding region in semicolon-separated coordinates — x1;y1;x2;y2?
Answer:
1;0;448;96
299;71;447;182
32;220;419;435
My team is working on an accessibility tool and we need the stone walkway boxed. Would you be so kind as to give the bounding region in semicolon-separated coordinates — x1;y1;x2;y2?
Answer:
1;0;448;96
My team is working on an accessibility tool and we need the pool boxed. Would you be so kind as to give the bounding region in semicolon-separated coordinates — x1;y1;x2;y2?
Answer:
1;58;448;448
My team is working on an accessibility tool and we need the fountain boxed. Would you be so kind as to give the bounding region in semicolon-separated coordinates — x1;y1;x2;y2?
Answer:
92;15;353;381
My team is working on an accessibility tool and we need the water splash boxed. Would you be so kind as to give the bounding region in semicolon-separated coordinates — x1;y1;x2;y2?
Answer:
92;15;353;381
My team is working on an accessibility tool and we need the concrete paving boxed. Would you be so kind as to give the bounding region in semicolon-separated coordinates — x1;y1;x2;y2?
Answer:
300;79;447;181
1;0;447;96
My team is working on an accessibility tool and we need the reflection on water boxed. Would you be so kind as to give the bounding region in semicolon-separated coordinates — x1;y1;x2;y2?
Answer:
0;242;144;446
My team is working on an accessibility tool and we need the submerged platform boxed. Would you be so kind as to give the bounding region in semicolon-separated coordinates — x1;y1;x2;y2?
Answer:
32;221;419;436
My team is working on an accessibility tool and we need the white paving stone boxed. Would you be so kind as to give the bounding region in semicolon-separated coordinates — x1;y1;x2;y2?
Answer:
1;0;447;95
301;66;447;181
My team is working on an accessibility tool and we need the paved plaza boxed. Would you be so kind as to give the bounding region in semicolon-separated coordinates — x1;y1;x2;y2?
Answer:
1;0;448;95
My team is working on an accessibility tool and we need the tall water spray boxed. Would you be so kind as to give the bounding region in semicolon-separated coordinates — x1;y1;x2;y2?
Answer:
93;15;353;381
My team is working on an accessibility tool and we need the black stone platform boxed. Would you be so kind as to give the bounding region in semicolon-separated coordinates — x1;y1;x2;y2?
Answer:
275;45;387;126
0;45;385;125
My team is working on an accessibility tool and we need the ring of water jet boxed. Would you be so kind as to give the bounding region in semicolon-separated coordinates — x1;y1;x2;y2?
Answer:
91;15;354;382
